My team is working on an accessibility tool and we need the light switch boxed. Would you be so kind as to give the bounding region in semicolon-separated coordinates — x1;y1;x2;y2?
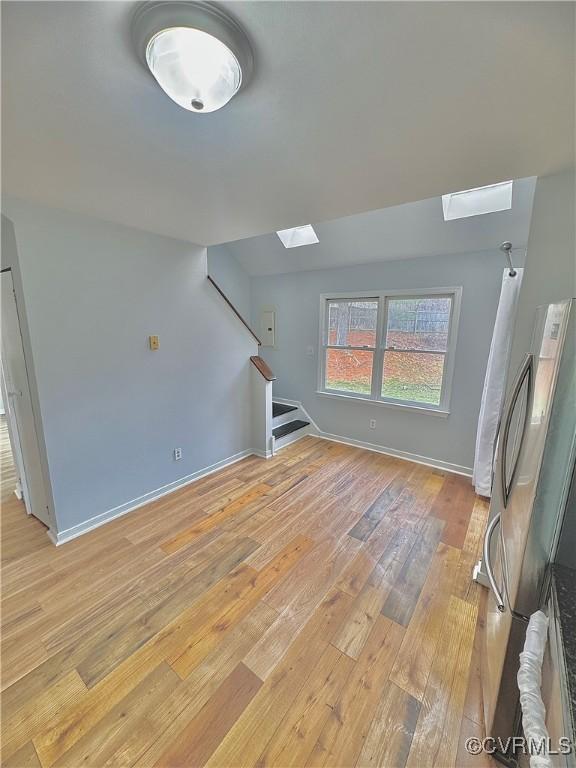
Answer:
149;335;160;350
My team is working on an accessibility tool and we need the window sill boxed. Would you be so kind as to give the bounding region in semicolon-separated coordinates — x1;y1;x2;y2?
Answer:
315;390;450;417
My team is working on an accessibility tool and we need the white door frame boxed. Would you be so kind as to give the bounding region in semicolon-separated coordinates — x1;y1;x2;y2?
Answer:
1;269;52;527
1;361;28;506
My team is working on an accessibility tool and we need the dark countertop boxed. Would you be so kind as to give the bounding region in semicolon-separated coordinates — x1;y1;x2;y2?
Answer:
552;563;576;731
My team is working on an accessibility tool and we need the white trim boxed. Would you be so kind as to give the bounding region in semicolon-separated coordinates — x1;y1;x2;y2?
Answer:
48;449;254;545
272;396;321;433
274;428;311;452
318;287;462;414
315;431;472;477
273;410;301;429
319;287;463;301
253;448;273;459
272;396;301;406
315;390;449;417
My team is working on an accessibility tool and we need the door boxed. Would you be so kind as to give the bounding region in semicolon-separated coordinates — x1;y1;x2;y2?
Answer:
1;271;51;526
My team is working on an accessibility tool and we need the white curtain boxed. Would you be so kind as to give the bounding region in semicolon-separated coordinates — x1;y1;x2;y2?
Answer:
473;268;524;497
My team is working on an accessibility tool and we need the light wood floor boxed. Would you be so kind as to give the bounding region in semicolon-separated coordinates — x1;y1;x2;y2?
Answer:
1;426;493;768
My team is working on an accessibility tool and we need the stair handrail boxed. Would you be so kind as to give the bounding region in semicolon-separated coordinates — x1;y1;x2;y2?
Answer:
250;355;276;382
207;275;261;346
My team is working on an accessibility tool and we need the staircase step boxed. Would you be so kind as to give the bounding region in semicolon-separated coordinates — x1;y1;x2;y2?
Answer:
273;420;310;440
272;402;298;418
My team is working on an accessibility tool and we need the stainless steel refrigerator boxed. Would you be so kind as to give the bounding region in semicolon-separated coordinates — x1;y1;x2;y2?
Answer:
482;298;576;765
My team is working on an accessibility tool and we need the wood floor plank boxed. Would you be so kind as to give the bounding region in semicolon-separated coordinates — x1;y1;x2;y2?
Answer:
1;634;48;691
1;670;87;762
405;595;477;768
464;590;487;728
244;534;360;679
152;663;262;768
39;545;167;654
332;550;375;598
2;740;42;768
76;535;260;687
255;644;354;768
1;422;486;768
357;681;421;768
168;534;314;678
204;589;354;768
31;561;268;766
126;602;279;768
245;495;348;570
389;542;461;701
462;498;490;556
381;515;444;627
431;475;476;549
160;483;272;554
348;472;407;541
259;522;360;614
456;715;497;768
306;615;405;768
50;663;180;768
332;527;415;660
1;595;44;639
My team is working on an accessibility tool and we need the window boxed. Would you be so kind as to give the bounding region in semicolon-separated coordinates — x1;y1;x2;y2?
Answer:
441;181;513;220
324;299;378;395
319;289;461;412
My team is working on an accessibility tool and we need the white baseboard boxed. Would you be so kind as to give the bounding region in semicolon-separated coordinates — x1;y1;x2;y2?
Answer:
273;396;471;476
48;449;254;546
315;431;472;477
48;423;472;546
253;448;273;459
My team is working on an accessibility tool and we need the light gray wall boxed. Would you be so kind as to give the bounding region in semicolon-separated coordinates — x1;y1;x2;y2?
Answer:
2;198;257;536
208;244;252;322
251;250;519;474
508;169;576;379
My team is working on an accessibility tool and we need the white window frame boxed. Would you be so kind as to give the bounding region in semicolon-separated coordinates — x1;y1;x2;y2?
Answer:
317;287;462;415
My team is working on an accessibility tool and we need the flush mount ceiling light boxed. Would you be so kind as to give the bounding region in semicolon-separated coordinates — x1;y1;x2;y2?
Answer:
276;225;319;249
442;180;513;221
132;1;253;113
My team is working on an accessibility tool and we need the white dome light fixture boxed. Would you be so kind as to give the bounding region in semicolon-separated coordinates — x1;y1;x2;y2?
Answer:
132;2;253;114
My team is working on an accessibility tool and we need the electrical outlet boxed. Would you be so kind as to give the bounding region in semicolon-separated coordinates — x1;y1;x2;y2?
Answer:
173;447;182;461
369;419;376;429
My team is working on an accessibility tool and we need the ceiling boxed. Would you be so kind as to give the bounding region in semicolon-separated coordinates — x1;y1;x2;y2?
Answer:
2;2;574;247
210;176;536;275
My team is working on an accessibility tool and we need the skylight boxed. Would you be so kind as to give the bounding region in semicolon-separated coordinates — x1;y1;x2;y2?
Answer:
276;224;319;248
442;181;513;221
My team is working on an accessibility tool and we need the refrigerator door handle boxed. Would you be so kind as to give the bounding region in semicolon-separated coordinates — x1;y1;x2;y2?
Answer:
501;353;534;508
483;513;506;612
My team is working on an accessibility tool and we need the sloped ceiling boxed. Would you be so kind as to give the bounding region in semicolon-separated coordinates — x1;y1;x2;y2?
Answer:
2;2;574;246
210;177;536;275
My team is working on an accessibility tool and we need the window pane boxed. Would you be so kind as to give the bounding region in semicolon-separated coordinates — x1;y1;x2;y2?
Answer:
382;350;445;405
327;300;378;347
326;348;373;395
386;297;452;352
